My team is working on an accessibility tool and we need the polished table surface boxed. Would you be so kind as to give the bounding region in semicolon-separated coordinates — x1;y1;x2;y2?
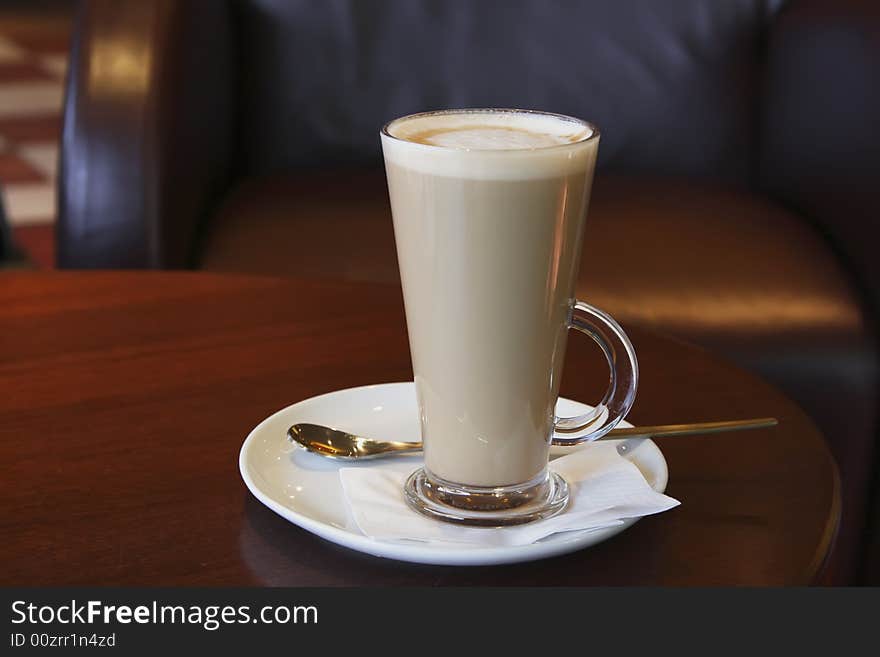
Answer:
0;272;839;585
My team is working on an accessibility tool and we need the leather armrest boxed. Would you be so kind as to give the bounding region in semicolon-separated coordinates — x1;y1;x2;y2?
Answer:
58;0;234;268
759;0;880;316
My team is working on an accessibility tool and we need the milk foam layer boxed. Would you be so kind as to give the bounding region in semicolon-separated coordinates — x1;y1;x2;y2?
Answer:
381;110;598;180
413;126;572;150
394;111;590;150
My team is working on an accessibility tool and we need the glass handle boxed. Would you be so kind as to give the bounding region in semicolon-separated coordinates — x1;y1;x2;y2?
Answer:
551;300;639;445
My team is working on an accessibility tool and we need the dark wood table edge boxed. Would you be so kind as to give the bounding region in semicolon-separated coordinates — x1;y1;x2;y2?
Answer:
809;461;842;584
625;322;844;585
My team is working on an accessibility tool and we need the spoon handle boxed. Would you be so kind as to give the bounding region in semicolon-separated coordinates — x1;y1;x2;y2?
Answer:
603;417;778;439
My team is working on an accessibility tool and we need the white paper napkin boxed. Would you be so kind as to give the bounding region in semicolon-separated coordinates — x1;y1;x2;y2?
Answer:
339;443;680;548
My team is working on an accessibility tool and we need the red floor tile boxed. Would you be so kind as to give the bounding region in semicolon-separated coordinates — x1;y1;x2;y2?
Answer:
0;60;56;81
12;223;55;269
2;32;69;57
0;114;62;143
0;151;45;182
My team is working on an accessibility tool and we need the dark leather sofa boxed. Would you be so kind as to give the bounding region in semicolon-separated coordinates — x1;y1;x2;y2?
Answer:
57;0;879;583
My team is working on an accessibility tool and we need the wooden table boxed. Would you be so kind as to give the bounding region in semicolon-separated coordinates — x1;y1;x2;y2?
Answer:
0;272;839;585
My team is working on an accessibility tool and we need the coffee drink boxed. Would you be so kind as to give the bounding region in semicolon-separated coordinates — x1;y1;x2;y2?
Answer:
382;109;637;526
382;110;598;488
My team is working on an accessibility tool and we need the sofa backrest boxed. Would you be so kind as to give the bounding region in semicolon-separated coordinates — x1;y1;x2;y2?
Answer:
236;0;784;181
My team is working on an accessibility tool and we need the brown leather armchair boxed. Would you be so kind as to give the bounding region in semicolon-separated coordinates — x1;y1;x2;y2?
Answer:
58;0;879;583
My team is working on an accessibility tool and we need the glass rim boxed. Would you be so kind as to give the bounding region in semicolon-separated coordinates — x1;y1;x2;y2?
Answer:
380;108;600;154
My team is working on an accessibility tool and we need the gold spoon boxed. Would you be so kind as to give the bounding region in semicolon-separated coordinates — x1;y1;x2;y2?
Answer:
287;417;778;460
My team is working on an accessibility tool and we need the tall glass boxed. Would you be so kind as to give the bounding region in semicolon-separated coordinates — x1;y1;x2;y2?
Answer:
381;109;638;526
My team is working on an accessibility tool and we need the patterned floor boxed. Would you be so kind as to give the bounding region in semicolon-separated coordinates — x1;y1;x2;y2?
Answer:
0;8;70;269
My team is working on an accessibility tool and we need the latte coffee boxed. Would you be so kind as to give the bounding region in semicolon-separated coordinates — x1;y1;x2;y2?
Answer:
381;109;636;526
382;110;598;488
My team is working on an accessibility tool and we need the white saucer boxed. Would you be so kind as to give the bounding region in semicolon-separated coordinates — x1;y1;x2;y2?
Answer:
239;382;668;566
